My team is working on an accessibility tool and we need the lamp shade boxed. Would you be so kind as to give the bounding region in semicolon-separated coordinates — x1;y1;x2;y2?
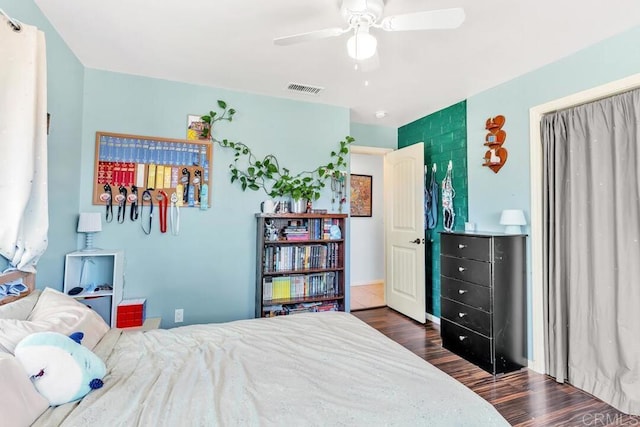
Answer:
77;212;102;233
347;28;377;60
499;209;526;234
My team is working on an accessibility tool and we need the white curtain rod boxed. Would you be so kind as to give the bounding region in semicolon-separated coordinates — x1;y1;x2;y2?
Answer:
0;8;21;32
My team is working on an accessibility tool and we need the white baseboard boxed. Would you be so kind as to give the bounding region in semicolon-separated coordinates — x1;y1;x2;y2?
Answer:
426;313;440;324
351;280;384;287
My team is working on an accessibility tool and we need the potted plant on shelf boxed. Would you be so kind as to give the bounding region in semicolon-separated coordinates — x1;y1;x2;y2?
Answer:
200;100;353;213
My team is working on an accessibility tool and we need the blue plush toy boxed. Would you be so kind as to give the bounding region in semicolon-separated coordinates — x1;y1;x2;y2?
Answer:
14;331;106;406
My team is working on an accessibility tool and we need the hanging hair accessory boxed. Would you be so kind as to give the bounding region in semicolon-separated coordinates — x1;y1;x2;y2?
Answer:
442;160;455;232
425;163;438;230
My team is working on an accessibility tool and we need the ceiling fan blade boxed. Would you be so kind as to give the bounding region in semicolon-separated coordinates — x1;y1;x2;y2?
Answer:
379;7;465;32
274;27;348;46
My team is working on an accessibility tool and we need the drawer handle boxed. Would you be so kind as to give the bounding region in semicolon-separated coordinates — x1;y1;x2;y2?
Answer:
458;335;468;341
458;289;468;295
458;244;467;249
458;266;467;272
458;312;467;318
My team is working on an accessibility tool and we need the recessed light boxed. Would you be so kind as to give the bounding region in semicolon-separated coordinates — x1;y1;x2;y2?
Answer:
364;80;369;87
375;110;387;119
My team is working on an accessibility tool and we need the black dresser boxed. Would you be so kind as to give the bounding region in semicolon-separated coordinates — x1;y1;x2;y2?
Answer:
440;231;527;375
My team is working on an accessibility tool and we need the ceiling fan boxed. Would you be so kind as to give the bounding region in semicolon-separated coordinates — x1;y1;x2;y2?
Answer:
274;0;465;61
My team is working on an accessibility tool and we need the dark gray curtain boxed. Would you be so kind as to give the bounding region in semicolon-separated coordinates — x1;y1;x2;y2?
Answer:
542;88;640;415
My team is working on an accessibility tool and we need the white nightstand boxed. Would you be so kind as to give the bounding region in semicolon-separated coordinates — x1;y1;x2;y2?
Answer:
118;317;161;331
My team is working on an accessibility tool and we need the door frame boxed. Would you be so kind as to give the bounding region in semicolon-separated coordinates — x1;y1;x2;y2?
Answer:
349;145;393;310
528;72;640;374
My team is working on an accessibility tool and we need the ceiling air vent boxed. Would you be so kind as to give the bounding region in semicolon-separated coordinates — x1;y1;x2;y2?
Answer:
287;82;323;96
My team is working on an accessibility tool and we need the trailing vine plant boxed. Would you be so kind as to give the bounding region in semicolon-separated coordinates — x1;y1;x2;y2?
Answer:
200;100;354;201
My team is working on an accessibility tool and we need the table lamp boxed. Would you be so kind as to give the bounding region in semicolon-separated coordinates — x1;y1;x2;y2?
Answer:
499;209;526;234
77;212;102;251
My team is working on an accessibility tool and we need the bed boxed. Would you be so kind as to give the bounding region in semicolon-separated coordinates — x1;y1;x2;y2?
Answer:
0;274;508;427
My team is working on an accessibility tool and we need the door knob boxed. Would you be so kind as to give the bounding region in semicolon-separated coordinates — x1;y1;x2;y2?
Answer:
410;238;421;244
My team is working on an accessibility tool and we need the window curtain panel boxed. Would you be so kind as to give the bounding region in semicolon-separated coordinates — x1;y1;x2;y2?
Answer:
542;88;640;415
0;16;48;273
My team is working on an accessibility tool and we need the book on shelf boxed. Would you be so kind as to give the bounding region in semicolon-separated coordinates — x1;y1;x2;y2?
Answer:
262;271;338;301
264;244;341;272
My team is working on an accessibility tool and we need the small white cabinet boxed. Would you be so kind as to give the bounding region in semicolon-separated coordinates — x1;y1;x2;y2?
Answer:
63;250;124;327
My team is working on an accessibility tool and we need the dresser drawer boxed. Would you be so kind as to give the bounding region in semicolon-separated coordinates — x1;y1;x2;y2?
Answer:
441;298;491;336
441;277;491;311
440;255;491;287
441;234;491;262
441;319;494;373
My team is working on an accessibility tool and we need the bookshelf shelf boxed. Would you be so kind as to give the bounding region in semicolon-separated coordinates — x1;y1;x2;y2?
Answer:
255;213;348;317
263;295;346;307
264;239;345;245
263;267;345;276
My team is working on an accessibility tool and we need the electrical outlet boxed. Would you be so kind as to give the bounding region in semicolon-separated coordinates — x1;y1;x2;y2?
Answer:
174;308;184;323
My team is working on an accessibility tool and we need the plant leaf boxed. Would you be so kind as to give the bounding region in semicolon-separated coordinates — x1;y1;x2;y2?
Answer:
218;100;227;109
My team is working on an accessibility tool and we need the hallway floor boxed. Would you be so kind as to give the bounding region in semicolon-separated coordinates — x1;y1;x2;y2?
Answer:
350;282;385;311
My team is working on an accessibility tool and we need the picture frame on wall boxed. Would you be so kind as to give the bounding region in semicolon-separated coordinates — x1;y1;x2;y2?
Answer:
186;114;210;140
350;174;372;217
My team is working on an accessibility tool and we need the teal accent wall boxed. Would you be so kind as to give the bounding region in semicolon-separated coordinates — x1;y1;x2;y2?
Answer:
0;0;84;281
398;101;468;317
467;25;640;355
80;69;350;326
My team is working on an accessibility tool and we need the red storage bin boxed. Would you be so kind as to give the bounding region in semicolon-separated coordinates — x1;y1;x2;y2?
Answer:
116;298;146;328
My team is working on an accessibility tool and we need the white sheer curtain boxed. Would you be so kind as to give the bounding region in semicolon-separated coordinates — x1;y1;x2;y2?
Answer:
0;14;48;273
542;88;640;415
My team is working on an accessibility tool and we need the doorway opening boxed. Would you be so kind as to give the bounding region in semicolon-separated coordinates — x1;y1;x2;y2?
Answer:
349;147;390;311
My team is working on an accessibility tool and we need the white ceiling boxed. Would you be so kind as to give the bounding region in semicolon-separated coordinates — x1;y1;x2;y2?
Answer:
34;0;640;127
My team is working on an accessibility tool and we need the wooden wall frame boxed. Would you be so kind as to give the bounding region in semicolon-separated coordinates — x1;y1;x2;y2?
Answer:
350;174;373;217
92;131;212;208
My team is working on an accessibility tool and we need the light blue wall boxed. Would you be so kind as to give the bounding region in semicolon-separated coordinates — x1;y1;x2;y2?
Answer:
0;0;84;281
467;25;640;354
80;69;350;326
468;25;640;231
350;123;396;149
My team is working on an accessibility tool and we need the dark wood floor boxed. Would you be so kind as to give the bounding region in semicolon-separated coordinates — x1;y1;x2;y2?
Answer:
353;307;640;427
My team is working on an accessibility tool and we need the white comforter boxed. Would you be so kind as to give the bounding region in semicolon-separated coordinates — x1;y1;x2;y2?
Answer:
34;312;508;426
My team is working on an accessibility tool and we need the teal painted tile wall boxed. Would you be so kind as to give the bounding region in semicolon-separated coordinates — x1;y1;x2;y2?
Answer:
398;101;468;317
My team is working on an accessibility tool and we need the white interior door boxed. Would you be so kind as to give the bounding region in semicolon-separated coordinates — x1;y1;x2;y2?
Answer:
384;143;425;323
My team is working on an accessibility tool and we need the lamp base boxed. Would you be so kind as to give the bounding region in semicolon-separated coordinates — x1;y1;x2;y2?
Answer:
503;225;522;234
81;232;101;252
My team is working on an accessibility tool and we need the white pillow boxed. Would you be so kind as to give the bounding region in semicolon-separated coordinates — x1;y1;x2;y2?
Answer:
0;290;41;320
0;288;109;353
0;352;50;426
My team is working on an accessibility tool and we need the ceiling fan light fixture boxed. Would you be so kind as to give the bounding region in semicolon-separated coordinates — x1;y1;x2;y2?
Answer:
347;28;377;61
